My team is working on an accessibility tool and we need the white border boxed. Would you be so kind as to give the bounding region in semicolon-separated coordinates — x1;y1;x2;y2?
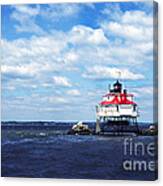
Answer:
0;0;162;185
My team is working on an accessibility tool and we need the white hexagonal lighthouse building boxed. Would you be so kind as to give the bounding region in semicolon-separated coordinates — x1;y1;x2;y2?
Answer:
95;80;139;134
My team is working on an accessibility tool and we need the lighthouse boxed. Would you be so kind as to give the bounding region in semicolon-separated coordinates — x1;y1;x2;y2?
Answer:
95;80;139;134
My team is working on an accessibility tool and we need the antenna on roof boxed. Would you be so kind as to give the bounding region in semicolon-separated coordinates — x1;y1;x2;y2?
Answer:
117;70;124;91
108;84;111;92
116;70;121;82
118;70;125;90
118;70;121;81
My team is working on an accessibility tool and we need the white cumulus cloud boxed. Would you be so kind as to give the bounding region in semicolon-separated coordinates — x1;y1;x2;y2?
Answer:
83;65;144;80
53;76;72;87
100;8;153;42
67;89;80;96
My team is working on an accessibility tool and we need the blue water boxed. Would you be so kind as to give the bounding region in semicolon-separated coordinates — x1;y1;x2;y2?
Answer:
1;122;158;180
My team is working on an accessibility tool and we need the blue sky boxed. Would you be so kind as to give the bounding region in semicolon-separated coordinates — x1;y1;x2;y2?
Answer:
1;1;157;122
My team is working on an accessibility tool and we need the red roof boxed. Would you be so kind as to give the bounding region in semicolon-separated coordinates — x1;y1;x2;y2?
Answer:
103;93;134;97
100;95;136;105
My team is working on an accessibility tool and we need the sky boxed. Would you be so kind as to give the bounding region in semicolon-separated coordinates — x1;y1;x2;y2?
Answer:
1;1;157;122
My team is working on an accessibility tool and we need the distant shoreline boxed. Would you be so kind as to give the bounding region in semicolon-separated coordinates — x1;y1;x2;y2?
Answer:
1;121;157;125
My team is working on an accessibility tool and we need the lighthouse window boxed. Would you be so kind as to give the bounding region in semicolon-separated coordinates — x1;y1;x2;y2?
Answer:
120;105;132;109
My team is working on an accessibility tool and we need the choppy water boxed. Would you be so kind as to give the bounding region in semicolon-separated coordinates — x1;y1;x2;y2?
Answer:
1;122;158;180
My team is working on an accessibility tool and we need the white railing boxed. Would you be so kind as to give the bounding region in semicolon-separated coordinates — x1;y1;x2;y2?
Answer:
96;105;138;117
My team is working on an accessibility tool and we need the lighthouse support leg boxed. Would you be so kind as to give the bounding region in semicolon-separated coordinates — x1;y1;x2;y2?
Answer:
96;118;101;134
